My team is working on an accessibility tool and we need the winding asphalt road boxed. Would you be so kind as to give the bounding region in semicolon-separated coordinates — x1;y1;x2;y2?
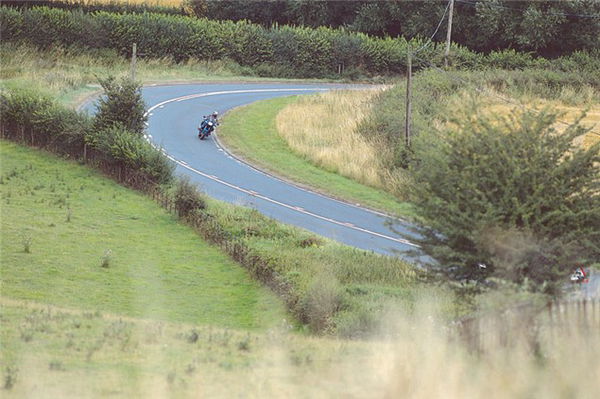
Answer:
85;82;423;260
82;82;599;295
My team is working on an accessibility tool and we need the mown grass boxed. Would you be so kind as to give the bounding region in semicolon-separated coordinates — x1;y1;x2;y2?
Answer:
218;96;416;218
0;140;287;330
0;137;440;337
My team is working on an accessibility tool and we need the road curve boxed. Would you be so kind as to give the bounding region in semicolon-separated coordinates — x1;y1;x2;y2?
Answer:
84;83;425;262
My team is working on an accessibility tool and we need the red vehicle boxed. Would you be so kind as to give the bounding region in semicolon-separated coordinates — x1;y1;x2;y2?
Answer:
570;267;588;283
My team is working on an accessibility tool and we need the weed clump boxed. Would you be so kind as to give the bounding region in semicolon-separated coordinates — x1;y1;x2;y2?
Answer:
186;329;199;344
174;177;206;218
298;236;323;248
21;233;32;253
237;334;251;351
48;361;64;371
3;366;18;390
100;249;112;268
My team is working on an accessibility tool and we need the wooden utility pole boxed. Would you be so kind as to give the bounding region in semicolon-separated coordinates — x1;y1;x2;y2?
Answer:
444;0;455;68
130;43;137;81
405;50;412;148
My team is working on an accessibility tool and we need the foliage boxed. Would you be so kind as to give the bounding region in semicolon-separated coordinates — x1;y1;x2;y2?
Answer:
410;108;600;291
200;0;599;57
0;141;284;328
89;124;173;184
0;87;90;153
7;5;597;79
93;76;147;136
4;1;599;58
0;87;172;185
173;176;206;218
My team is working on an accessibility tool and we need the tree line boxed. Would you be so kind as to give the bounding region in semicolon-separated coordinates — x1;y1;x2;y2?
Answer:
5;0;599;57
2;5;598;80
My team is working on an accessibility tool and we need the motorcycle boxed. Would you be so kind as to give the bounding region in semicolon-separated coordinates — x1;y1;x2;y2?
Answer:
198;118;215;140
570;267;587;283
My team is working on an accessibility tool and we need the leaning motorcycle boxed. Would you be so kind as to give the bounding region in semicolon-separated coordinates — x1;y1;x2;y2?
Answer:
198;119;215;140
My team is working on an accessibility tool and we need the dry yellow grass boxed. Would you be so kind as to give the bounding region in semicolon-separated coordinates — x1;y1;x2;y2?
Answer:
446;87;600;150
3;296;599;398
275;88;394;190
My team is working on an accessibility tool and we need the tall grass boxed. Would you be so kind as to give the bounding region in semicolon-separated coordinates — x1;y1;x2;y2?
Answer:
443;86;600;150
276;89;385;187
2;296;598;397
272;70;600;205
0;43;260;107
275;88;411;198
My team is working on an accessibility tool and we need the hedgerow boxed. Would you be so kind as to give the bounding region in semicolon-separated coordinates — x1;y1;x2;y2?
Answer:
0;87;174;186
0;6;483;78
3;6;599;79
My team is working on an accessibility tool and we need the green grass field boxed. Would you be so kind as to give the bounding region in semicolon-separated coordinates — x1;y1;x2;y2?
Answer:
0;140;287;330
0;299;382;398
218;97;415;218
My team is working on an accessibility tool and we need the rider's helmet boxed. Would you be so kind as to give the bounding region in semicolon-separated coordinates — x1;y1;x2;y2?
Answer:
212;111;218;118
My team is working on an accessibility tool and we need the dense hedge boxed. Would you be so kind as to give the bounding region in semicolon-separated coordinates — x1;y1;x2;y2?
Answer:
0;5;517;78
1;0;184;16
6;1;599;58
0;88;174;186
3;6;599;79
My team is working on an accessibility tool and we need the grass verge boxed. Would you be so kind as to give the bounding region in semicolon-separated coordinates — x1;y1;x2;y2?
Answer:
0;43;331;108
0;140;286;330
218;96;416;218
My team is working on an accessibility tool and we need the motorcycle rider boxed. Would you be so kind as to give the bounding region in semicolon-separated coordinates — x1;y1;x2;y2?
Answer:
209;111;219;125
198;111;219;138
200;111;219;130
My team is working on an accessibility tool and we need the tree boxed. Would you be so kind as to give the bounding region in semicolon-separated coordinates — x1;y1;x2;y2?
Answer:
93;77;147;136
410;108;600;292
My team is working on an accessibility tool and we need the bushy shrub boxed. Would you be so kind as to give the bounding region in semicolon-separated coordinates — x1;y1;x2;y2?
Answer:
411;108;600;290
299;275;347;333
174;176;206;218
93;76;147;136
551;50;600;76
90;124;173;185
0;88;90;153
485;49;537;70
0;87;173;186
0;6;23;40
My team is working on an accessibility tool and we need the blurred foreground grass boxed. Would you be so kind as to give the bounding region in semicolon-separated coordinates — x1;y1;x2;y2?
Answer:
2;296;599;398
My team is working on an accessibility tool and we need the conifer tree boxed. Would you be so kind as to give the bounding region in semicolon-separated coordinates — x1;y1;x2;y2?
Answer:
410;108;599;291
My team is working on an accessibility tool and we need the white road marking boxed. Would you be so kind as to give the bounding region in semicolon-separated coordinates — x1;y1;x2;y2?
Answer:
164;153;419;248
145;88;420;249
